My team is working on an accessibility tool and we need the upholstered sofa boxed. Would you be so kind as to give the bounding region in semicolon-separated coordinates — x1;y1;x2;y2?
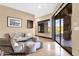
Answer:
0;33;42;56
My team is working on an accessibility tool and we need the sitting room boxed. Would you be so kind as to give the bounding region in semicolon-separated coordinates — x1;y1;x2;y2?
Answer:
0;3;72;56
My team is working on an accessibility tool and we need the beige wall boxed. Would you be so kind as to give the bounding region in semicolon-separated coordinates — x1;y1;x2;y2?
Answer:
0;4;63;38
0;5;35;38
72;4;79;56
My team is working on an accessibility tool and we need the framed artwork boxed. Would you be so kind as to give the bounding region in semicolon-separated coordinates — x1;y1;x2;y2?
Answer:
7;16;22;28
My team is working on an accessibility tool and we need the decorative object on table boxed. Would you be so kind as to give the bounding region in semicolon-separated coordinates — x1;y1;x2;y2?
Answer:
7;16;22;28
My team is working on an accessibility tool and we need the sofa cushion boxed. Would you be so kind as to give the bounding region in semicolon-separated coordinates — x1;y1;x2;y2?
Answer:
16;37;32;42
9;32;25;39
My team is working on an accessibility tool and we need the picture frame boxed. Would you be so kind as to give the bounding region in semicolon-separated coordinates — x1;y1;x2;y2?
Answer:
7;16;22;28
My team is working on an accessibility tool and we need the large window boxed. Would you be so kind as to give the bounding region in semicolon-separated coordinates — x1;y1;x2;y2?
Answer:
38;19;51;33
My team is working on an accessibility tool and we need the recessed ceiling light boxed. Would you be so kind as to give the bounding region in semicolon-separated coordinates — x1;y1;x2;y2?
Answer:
38;5;41;9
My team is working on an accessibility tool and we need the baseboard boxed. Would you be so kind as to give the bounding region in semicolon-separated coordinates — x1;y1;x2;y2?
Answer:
35;35;52;39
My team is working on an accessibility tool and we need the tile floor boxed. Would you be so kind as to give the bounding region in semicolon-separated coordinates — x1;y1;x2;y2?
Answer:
27;37;71;56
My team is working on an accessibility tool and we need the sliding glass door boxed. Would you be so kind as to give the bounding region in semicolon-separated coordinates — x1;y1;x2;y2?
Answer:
54;4;72;54
55;14;61;44
61;4;72;54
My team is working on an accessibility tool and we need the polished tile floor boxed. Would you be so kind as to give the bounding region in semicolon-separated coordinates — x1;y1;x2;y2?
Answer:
27;37;71;56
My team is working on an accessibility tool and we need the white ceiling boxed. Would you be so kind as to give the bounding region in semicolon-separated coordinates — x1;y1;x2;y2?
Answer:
0;3;58;17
